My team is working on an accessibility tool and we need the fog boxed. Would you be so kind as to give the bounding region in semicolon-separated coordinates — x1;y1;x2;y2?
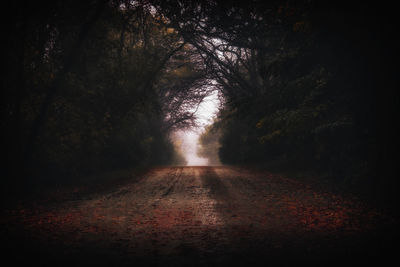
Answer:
175;91;220;166
179;131;208;165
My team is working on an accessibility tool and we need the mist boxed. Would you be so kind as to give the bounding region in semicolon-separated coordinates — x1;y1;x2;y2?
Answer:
173;91;220;166
2;1;398;266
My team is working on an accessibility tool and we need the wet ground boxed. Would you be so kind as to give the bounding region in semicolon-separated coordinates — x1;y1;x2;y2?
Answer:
1;166;398;266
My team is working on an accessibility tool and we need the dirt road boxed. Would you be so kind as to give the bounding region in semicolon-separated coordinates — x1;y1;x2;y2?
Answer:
1;167;398;266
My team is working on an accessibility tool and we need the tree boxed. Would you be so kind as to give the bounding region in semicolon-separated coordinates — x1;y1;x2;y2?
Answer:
152;0;399;197
197;123;221;165
2;0;214;186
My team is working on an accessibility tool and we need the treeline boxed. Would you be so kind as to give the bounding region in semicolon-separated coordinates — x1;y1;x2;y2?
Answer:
1;0;215;186
156;1;398;198
2;0;399;201
197;124;221;166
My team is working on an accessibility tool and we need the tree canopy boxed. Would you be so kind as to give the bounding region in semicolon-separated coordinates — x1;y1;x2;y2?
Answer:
174;0;399;199
2;1;398;202
2;0;215;185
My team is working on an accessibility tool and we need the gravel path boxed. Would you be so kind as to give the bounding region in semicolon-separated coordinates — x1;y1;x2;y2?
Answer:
1;167;397;266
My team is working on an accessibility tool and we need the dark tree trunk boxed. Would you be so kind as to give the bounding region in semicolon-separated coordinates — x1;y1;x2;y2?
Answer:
22;0;108;182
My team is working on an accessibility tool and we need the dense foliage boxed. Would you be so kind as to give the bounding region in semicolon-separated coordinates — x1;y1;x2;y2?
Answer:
157;1;398;198
197;124;221;165
1;0;218;185
2;1;398;203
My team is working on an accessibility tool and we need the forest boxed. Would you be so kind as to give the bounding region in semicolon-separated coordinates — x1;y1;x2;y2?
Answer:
1;0;399;207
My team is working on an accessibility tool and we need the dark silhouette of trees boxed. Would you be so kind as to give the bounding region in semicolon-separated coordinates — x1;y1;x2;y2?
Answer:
2;1;398;206
153;0;399;204
1;0;213;190
197;123;221;165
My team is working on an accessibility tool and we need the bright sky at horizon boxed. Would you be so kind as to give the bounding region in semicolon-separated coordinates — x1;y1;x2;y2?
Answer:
178;91;220;166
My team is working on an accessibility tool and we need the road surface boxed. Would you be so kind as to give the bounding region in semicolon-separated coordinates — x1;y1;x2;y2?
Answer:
1;167;397;266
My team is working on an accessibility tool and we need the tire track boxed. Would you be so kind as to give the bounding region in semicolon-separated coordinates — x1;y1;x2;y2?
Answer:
3;166;394;266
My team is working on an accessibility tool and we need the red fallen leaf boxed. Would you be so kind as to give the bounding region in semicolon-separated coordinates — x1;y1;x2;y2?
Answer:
94;215;106;220
312;210;320;216
82;226;98;233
